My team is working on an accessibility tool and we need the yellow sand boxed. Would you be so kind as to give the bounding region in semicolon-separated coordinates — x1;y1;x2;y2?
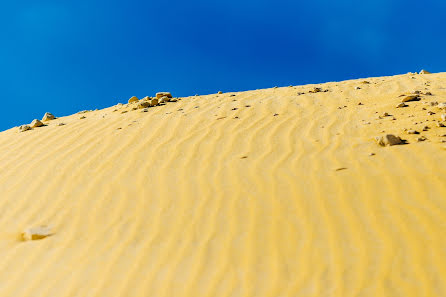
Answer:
1;72;446;296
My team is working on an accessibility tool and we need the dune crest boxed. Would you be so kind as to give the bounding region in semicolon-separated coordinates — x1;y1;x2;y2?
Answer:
1;72;446;296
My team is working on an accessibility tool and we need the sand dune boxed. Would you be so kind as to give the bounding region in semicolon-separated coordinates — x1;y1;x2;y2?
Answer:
1;72;446;296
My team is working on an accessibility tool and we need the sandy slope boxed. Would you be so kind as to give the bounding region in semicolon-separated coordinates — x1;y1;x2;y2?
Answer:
1;72;446;297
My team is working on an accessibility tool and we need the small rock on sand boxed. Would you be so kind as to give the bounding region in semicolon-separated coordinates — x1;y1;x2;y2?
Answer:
441;114;446;122
396;102;407;108
22;226;52;241
218;91;223;94
402;95;420;102
375;134;403;146
30;119;44;128
309;87;323;93
420;69;431;74
407;130;419;134
42;112;56;121
156;92;172;99
19;125;31;132
128;96;139;104
438;103;446;109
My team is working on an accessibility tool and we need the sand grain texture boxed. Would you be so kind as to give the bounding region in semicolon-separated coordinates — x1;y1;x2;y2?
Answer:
1;73;446;296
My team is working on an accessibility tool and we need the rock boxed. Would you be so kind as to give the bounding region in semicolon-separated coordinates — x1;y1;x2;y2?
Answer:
218;91;223;94
80;116;86;119
170;99;178;102
425;92;433;96
309;87;322;93
383;112;389;117
21;225;52;241
19;125;31;132
42;112;56;121
375;134;403;146
137;101;150;109
441;114;446;121
141;96;151;101
158;96;170;103
438;103;446;109
150;98;159;106
428;111;436;115
402;95;420;102
30;119;44;128
128;96;139;104
429;101;438;106
412;90;421;94
407;130;419;134
58;123;65;126
355;86;361;90
437;122;445;127
417;136;427;142
420;69;431;74
156;92;172;99
396;102;408;108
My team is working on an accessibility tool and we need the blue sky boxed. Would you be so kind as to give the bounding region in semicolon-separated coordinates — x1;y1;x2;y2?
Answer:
1;0;445;131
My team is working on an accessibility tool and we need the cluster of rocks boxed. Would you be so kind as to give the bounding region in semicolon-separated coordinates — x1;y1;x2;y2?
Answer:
126;92;177;111
375;74;446;147
19;112;56;132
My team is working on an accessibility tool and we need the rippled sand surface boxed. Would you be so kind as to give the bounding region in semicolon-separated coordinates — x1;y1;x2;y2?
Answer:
1;72;446;296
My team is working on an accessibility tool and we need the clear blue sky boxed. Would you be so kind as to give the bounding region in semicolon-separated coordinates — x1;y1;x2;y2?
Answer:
1;0;445;131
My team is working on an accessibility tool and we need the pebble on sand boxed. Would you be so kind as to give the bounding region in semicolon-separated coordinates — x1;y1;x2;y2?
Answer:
309;87;323;93
21;226;52;241
407;130;419;134
19;125;31;132
375;134;403;146
396;102;408;108
30;119;44;128
401;95;420;102
128;96;139;104
156;92;172;99
42;112;56;121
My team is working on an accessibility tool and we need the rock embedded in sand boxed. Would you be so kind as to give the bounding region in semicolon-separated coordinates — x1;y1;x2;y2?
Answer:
402;95;420;102
218;91;223;94
407;130;419;134
137;101;150;109
441;114;446;121
30;119;44;128
309;87;323;93
420;69;431;74
19;125;31;132
375;134;403;146
396;102;408;108
158;96;170;103
150;98;159;106
22;225;52;241
128;96;139;104
42;112;56;121
156;92;172;99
